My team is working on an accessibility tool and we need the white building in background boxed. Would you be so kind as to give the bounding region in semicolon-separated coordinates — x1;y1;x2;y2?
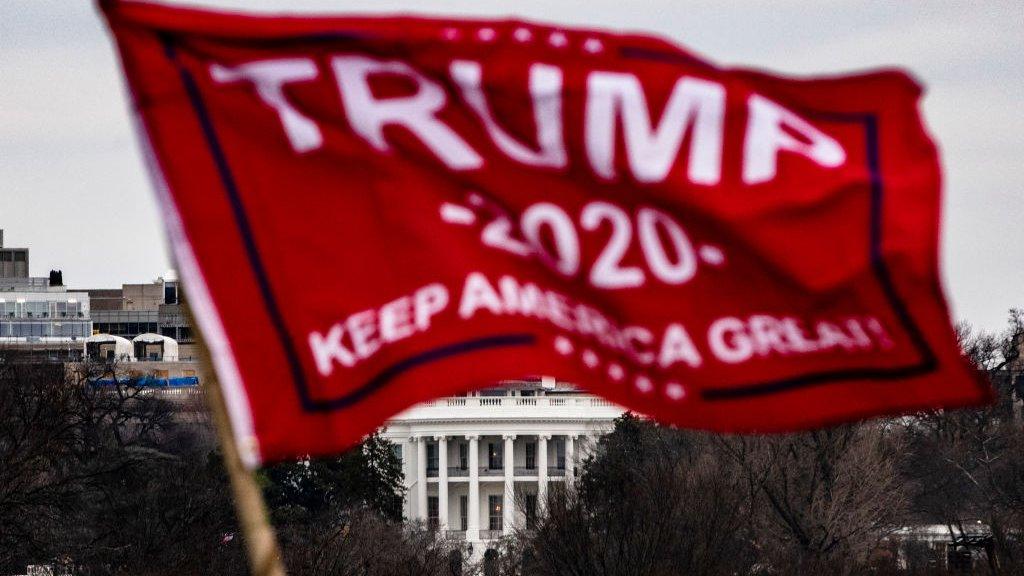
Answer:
382;379;625;552
0;229;91;360
84;270;199;360
0;289;91;341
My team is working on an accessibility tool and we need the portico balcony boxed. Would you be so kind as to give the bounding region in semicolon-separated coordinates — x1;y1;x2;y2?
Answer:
426;466;567;480
427;466;568;480
392;394;624;423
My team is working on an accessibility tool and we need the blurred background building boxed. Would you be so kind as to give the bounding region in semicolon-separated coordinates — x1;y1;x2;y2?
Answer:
0;229;91;360
83;271;196;360
0;228;196;361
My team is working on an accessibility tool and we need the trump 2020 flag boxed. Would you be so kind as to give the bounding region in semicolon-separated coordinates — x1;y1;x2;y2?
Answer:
100;0;989;467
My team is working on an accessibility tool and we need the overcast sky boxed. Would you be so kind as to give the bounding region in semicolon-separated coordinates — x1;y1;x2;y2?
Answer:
1;1;1020;333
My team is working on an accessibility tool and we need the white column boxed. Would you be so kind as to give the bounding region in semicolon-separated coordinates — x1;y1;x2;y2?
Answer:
565;435;576;481
436;435;449;531
415;436;427;521
503;434;516;535
467;434;480;541
399;439;413;519
537;434;549;504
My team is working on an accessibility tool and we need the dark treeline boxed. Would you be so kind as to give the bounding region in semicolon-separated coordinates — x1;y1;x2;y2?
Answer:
0;358;457;576
1;311;1021;575
0;357;240;574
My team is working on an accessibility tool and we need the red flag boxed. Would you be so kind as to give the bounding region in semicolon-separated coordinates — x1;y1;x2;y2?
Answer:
100;1;989;466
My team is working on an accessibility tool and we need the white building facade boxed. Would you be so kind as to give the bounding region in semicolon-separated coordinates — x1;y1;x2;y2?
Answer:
382;381;625;548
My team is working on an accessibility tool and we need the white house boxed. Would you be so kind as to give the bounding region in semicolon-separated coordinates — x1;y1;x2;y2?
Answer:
382;379;625;550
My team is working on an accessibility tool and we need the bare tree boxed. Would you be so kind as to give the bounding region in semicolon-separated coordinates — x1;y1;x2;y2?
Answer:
900;309;1024;573
721;424;909;575
0;353;242;575
506;415;914;576
502;414;757;576
278;509;465;576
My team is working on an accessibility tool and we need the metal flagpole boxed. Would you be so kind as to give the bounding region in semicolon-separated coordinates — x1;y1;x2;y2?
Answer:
188;304;288;576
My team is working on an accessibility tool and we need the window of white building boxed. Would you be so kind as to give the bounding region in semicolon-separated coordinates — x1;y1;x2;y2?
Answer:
487;442;502;470
525;493;538;529
427;496;439;530
426;442;438;473
488;495;502;531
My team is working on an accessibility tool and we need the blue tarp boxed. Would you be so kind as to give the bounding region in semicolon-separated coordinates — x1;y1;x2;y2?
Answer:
90;376;199;388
